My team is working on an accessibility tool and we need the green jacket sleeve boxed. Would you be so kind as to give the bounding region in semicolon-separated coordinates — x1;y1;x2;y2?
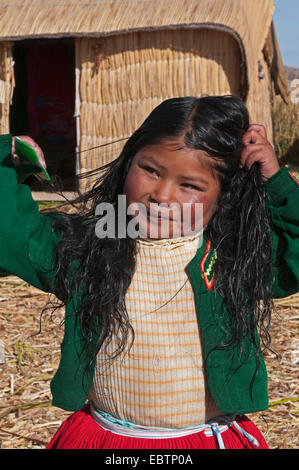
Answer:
263;166;299;298
0;134;61;295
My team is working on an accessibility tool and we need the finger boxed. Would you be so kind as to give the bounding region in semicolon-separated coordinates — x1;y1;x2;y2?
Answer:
248;124;267;139
11;153;21;166
239;143;264;166
242;129;267;146
241;150;264;170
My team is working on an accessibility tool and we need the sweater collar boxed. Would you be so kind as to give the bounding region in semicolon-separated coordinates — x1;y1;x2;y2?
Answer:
136;229;203;249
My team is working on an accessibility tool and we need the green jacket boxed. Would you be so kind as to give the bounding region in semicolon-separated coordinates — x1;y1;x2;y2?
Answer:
1;134;299;415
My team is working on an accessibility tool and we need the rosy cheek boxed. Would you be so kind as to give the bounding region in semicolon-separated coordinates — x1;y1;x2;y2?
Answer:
187;193;218;227
124;169;146;205
183;194;203;213
187;201;202;228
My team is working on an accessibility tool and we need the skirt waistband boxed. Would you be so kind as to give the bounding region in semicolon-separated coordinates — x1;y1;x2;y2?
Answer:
89;402;260;449
90;402;233;439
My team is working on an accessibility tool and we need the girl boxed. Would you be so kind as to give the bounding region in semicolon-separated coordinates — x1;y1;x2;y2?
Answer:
1;95;299;449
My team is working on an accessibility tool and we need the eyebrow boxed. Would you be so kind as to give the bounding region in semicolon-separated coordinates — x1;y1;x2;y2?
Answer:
140;155;210;186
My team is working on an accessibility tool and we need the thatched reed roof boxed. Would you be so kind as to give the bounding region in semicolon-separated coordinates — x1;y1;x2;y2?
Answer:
0;0;288;101
0;1;273;50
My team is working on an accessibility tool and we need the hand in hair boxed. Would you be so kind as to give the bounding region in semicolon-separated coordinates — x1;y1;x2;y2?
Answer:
239;124;280;181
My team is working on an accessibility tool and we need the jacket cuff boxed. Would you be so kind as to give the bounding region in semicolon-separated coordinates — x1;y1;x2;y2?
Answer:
263;166;299;205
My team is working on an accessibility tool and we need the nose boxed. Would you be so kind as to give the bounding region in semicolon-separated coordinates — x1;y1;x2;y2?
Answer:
149;180;175;205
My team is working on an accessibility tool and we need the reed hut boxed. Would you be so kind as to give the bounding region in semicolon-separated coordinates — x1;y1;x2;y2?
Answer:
0;0;288;194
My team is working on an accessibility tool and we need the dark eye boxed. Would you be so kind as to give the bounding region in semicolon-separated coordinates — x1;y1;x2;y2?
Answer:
181;183;201;191
144;166;158;175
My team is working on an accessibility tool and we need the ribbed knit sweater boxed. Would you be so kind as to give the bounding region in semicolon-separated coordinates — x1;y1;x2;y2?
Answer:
88;231;220;427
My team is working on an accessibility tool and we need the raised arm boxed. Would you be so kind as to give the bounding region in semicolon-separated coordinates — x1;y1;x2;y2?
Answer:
241;124;299;299
0;134;62;295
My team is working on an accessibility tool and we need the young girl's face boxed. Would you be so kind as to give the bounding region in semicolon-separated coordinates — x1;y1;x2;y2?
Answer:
123;138;220;238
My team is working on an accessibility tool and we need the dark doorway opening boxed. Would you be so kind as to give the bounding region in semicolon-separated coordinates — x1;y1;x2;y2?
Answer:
10;38;77;191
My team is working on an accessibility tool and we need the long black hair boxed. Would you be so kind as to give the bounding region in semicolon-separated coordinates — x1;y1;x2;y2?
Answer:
41;95;274;366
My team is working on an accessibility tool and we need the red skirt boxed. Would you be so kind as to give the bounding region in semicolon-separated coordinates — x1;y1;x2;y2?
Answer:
46;405;269;449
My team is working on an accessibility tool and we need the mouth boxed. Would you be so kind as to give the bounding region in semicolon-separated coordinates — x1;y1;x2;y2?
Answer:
146;209;174;223
145;204;177;222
